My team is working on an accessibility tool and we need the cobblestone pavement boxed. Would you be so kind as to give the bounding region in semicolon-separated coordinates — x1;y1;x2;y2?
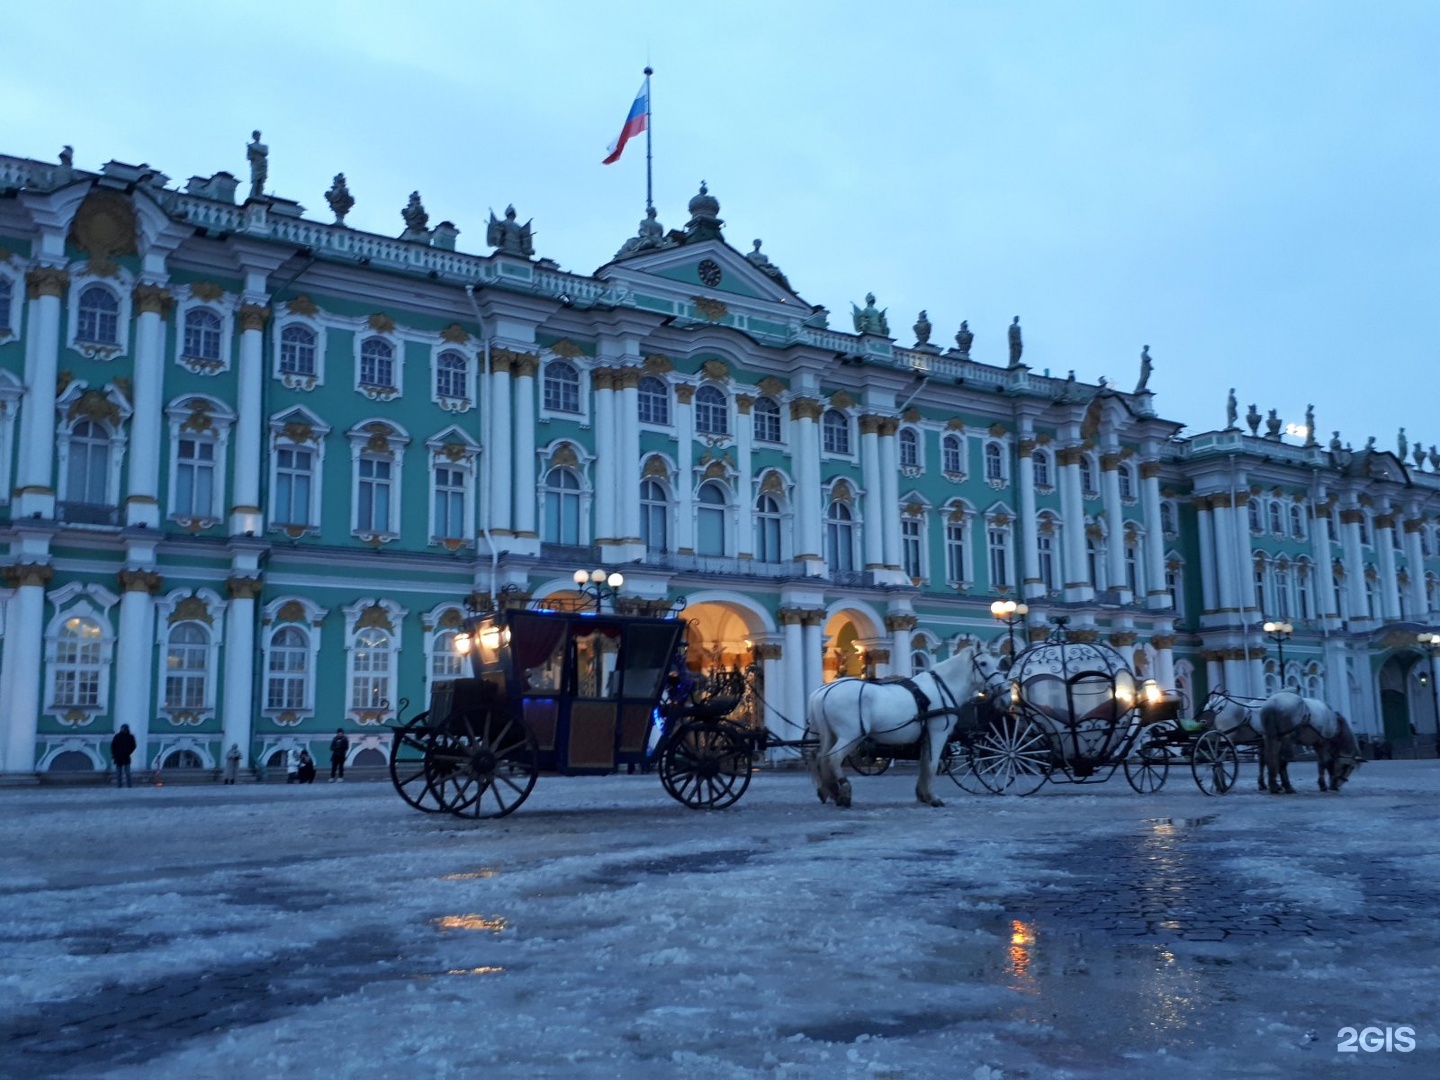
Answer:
0;764;1436;1079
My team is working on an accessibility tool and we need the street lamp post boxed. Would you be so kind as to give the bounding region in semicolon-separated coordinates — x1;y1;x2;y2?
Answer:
1418;633;1440;748
572;567;624;612
990;599;1030;661
1262;620;1294;690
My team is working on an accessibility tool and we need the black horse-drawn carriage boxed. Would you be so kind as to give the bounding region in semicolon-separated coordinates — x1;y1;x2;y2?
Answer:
388;599;755;818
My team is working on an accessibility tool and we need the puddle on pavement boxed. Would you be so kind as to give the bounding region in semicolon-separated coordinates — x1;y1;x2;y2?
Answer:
440;866;500;881
445;966;506;976
1146;815;1218;829
430;914;509;933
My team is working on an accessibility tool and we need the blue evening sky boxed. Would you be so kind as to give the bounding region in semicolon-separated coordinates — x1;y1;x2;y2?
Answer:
5;1;1435;454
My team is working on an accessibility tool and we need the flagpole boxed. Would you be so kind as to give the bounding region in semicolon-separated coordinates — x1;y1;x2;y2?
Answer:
643;65;654;212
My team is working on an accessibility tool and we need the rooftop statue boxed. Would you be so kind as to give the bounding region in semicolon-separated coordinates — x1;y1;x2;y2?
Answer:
615;206;672;259
1134;345;1152;393
1398;427;1408;460
59;145;73;168
325;173;354;225
1265;408;1282;439
1364;435;1376;452
1225;388;1238;430
745;239;779;276
1245;402;1261;436
246;130;268;200
1414;444;1427;468
487;205;535;257
1430;445;1439;471
1008;316;1023;367
851;293;889;336
1304;404;1317;446
1329;430;1342;452
954;320;973;357
913;310;932;347
401;191;429;236
1056;370;1077;402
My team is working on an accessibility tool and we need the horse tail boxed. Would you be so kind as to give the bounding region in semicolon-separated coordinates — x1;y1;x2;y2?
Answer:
806;684;832;788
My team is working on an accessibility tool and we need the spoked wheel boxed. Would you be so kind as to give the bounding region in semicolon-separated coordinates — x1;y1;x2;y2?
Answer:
659;721;754;810
1124;741;1171;794
389;712;447;813
844;740;892;776
972;715;1051;796
1191;729;1239;795
428;708;539;820
941;739;993;795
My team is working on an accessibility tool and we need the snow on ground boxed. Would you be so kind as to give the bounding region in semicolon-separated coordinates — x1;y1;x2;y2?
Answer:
0;761;1437;1079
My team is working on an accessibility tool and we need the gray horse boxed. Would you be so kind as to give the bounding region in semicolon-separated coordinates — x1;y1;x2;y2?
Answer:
1259;691;1361;794
1194;689;1274;791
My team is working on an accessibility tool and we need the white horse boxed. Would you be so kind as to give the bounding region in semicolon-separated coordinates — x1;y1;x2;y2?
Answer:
1195;689;1270;790
1259;691;1362;794
807;644;1001;808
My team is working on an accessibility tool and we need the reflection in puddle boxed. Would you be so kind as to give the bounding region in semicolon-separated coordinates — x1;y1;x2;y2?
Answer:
446;966;506;976
1006;919;1039;995
1147;816;1217;829
441;867;499;881
431;914;509;932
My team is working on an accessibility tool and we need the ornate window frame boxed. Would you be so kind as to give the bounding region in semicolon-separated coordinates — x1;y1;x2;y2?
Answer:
540;357;586;421
1036;510;1062;594
431;343;475;413
898;426;922;474
0;368;23;504
153;588;227;727
43;581;118;727
347;419;410;543
1031;446;1053;491
173;292;235;376
823;479;860;573
753;469;792;564
354;329;403;401
752;395;783;445
164;394;235;529
268;407;330;537
426;426;479;548
0;261;21;341
984;504;1016;592
820;408;853;458
66;269;132;360
983;440;1008;487
943;500;974;589
639;474;672;553
54;381;131;523
272;309;326;391
342;598;409;725
636;375;672;428
941;432;967;480
536;439;594;546
260;596;328;724
900;500;929;582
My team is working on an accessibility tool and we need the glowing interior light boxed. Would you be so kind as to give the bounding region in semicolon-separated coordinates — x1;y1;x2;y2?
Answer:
452;632;472;654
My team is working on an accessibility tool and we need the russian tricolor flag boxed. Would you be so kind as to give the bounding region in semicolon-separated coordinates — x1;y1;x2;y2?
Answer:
603;80;649;165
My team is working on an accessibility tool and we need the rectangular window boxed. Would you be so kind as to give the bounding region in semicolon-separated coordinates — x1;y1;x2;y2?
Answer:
902;518;923;579
267;654;307;710
945;522;966;583
358;457;392;533
174;438;216;518
274;447;314;526
433;466;466;539
987;526;1009;588
1038;534;1055;592
1166;567;1184;617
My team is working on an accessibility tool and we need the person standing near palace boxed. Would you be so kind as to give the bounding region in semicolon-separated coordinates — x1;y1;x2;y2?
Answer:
110;725;137;789
329;728;350;783
223;744;242;785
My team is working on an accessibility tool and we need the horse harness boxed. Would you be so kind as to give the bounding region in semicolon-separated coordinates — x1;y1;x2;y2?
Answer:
871;673;966;727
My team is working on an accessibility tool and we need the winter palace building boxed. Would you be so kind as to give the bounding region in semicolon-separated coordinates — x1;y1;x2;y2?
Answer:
1;144;1438;777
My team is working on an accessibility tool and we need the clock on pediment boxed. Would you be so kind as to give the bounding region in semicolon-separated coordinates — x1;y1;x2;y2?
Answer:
697;259;723;287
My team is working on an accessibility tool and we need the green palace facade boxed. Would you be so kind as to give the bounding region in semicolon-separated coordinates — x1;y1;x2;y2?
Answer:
0;142;1438;777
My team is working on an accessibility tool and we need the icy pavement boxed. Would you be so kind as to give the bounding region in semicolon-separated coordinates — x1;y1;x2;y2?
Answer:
0;762;1437;1080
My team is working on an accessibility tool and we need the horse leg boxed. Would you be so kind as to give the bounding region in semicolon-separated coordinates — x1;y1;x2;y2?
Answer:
1264;741;1283;795
915;726;945;808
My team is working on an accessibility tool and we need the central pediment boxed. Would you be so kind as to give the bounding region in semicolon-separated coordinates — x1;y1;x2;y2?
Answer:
599;239;805;308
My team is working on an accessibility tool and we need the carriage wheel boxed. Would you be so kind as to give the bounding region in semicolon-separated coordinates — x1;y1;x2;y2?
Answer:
845;741;892;776
1123;741;1170;794
971;715;1050;796
659;721;753;810
389;712;448;813
941;740;993;795
428;708;539;819
1191;730;1239;796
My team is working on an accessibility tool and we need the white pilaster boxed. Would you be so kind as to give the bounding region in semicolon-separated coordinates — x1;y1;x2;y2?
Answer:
735;395;755;556
1340;508;1367;619
675;386;696;552
1058;447;1091;602
782;612;806;738
593;367;617;543
512;355;538;539
1140;461;1168;609
113;566;160;764
1101;452;1128;601
221;575;260;767
1211;498;1239;614
802;614;825;701
125;285;171;528
859;416;884;569
1017;436;1041;599
1311;505;1337;619
888;614;914;677
1375;516;1402;621
0;564;49;773
1404;519;1429;617
791;400;822;562
229;301;268;535
878;420;901;569
1196;501;1218;615
15;269;66;518
489;356;514;535
618;370;643;543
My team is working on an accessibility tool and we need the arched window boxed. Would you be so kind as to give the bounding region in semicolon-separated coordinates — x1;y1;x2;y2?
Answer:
910;648;932;672
77;285;119;344
1037;514;1059;593
1118;463;1135;500
1359;514;1371;547
542;466;582;545
53;615;103;708
65;420;111;506
279;325;317;375
431;630;465;683
1080;456;1097;497
822;409;850;455
695;481;728;556
1289;503;1306;539
902;516;923;579
164;623;209;710
942;434;964;475
351;628;392;710
1160;500;1177;535
1268;500;1284;535
432;463;466;540
1248;498;1264;533
1032;449;1050;487
435;349;468;400
984;442;1004;482
1296;559;1313;620
1124;534;1143;595
694;385;728;435
543;361;580;413
183;308;223;361
266;626;309;710
986;520;1011;588
637;376;670;425
826;500;855;572
898;427;919;468
753;396;782;443
1087;536;1106;589
755;493;783;563
359;337;395;389
640;478;668;552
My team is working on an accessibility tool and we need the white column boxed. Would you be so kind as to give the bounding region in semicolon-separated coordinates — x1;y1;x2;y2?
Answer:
1211;498;1239;614
1196;500;1218;615
1222;654;1248;694
1404;519;1428;617
1311;505;1337;619
1232;494;1256;619
230;302;268;535
734;395;755;556
791;400;822;560
802;613;825;701
1205;655;1224;698
887;614;914;677
759;643;785;744
592;368;617;544
125;285;170;528
1152;633;1176;690
1058;448;1091;601
113;571;160;765
618;370;642;542
1017;437;1041;599
512;355;538;538
222;577;260;767
675;386;696;552
782;612;806;736
0;565;49;773
489;355;514;535
15;269;67;518
1101;452;1128;600
1140;461;1169;609
878;420;902;569
859;416;884;569
1340;508;1367;619
1375;515;1402;621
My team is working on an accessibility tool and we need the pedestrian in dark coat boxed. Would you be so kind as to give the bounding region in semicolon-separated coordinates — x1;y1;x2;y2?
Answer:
110;725;137;789
297;750;317;784
329;728;350;782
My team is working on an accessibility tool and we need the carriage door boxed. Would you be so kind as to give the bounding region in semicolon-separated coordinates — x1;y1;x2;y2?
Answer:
565;621;624;771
